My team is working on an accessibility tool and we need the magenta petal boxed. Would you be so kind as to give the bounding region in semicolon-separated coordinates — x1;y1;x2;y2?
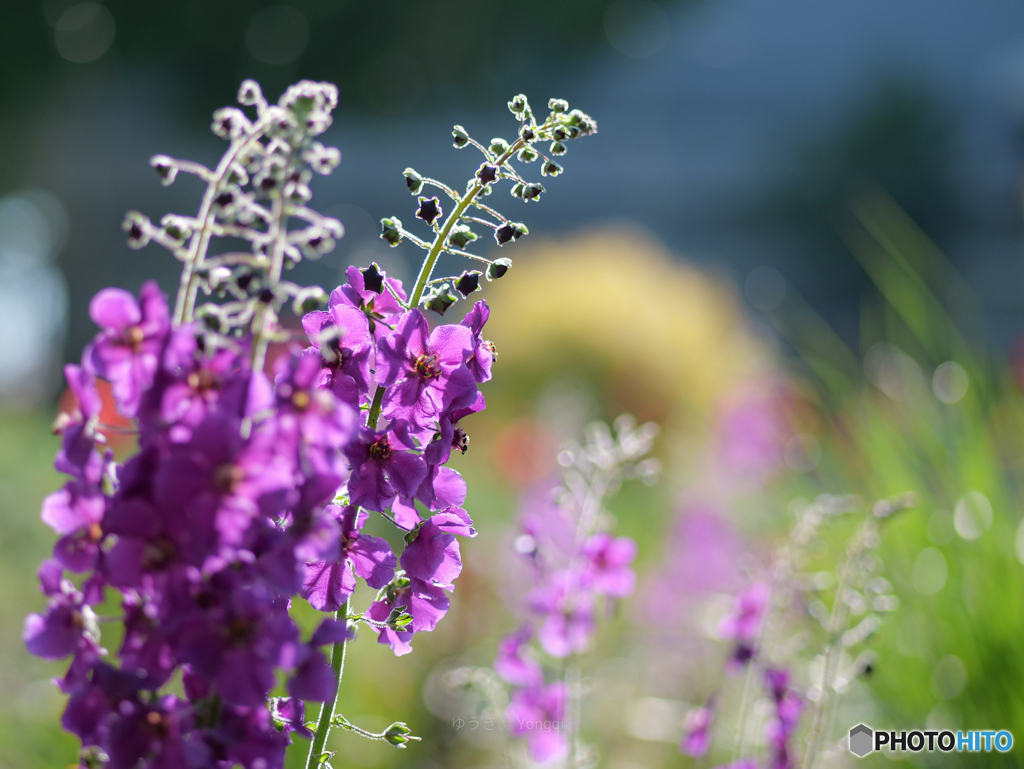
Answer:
89;288;141;331
288;649;335;702
400;520;462;586
349;535;396;589
384;450;428;501
301;559;356;612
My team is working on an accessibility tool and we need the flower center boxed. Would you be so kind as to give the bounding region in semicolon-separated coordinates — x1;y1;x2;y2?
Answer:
369;436;392;461
415;353;442;379
127;325;146;351
292;391;310;410
452;427;469;454
213;463;245;493
187;370;219;392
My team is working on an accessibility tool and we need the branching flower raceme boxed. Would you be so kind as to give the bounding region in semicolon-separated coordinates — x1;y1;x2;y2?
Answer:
676;493;912;769
493;416;659;765
25;80;596;769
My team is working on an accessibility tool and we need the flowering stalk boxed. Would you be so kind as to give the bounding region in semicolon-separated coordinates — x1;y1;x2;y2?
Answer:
25;80;596;769
492;416;659;764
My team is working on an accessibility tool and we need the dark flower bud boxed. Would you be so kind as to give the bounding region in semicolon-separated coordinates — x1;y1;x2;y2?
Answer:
517;146;538;163
508;94;528;116
541;160;563;177
448;224;477;249
214;191;235;209
476;163;499;186
361;263;385;294
384;722;420;748
495;222;528;245
259;288;275;304
237;79;263;106
548;98;569;113
454;270;482;297
489;137;510;155
122;211;151;249
550;141;567;156
521;183;545;201
293;286;328;315
403;167;423;194
487;257;512;279
416;196;442;225
520;126;536;142
552;125;569;141
150;155;178;186
423;284;458;315
452;125;470;148
381;217;403;247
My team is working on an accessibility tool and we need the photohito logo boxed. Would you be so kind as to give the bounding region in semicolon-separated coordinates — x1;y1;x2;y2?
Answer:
848;724;1013;757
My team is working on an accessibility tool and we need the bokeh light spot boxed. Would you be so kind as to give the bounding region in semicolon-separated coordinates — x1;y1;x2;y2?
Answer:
784;433;820;473
912;547;947;596
930;655;966;700
953;491;992;540
933;361;968;404
244;6;309;66
54;3;115;64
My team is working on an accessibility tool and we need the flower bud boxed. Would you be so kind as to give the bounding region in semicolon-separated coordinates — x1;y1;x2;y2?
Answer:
452;125;470;149
122;211;151;249
552;125;569;141
150;155;178;186
508;94;528;116
541;160;563;177
237;79;264;107
361;263;385;294
448;225;477;250
423;284;459;315
384;722;420;748
520;126;536;143
454;270;482;297
403;167;424;194
510;182;525;199
476;163;499;186
489;138;510;155
495;222;528;245
381;217;403;247
516;146;538;163
293;286;328;316
487;257;512;279
548;98;569;113
385;607;414;631
521;183;545;201
550;141;567;156
415;196;442;225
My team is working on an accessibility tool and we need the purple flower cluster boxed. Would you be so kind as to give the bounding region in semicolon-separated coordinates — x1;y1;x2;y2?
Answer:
27;264;492;767
492;418;657;763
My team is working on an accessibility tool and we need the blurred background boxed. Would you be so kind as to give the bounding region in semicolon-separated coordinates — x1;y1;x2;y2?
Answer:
4;1;1024;767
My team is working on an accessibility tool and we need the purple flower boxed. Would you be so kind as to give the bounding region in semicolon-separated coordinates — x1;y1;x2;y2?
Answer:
272;350;358;469
529;571;595;658
391;466;469;529
719;582;770;668
581;533;637;598
24;588;98;660
494;628;543;688
343;425;427;512
399;508;477;587
302;301;374;400
332;265;408;336
301;505;396;612
158;335;244;435
461;300;496;383
54;364;104;483
376;310;478;438
680;701;715;757
366;576;450;656
764;667;802;769
424;392;486;466
507;682;568;763
87;281;170;417
42;481;106;572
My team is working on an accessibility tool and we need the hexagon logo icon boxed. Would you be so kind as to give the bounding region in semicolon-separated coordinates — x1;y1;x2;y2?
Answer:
849;724;873;757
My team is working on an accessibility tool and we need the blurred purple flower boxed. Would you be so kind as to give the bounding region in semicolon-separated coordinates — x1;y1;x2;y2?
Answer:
581;532;637;598
680;700;715;757
507;682;569;763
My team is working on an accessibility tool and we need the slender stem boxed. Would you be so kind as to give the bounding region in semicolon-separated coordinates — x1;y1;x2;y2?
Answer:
305;601;350;769
406;127;542;308
250;195;286;372
367;385;385;430
173;113;273;326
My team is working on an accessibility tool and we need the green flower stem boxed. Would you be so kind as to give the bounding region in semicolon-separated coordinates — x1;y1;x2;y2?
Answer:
305;600;349;769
